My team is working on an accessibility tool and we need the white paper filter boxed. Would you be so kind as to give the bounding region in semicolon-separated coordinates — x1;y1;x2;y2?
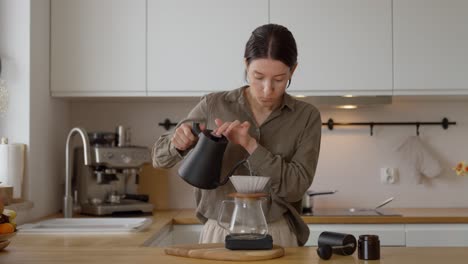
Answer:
230;176;270;193
0;144;8;185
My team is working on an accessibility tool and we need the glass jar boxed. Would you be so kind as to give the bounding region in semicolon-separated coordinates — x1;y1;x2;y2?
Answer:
217;193;268;240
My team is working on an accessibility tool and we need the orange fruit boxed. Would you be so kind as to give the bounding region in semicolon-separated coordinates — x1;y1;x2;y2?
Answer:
0;223;14;234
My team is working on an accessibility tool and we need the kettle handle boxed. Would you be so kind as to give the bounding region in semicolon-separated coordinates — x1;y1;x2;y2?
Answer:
218;159;248;186
174;118;206;136
191;122;202;136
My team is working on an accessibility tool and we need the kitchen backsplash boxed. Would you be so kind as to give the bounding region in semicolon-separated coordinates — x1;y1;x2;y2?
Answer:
70;97;468;209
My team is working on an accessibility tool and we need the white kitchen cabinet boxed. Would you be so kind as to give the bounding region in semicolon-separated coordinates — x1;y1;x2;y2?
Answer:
51;0;146;96
147;0;268;96
307;224;406;246
270;0;393;96
406;224;468;247
393;0;468;95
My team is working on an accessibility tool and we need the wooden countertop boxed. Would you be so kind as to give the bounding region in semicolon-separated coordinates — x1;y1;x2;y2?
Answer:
2;208;468;264
3;245;468;264
174;208;468;224
303;208;468;224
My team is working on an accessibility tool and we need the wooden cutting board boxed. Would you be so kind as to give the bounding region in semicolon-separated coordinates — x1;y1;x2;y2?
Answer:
164;243;285;261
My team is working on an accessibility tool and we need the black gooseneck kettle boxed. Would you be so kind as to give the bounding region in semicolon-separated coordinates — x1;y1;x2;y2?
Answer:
177;122;247;190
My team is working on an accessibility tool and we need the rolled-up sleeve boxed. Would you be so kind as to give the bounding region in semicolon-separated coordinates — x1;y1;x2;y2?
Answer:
247;110;321;203
151;136;183;168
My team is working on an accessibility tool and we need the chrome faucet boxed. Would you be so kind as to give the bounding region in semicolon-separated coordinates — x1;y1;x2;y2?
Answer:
64;127;91;218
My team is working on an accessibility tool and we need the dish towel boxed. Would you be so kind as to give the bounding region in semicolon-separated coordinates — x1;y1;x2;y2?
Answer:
397;136;442;184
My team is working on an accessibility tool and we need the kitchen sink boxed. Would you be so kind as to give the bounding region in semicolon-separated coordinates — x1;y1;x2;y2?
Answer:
146;224;201;247
18;217;153;233
303;208;402;217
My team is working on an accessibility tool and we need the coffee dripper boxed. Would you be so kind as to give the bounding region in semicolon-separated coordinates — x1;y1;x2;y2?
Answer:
217;176;273;250
217;193;268;239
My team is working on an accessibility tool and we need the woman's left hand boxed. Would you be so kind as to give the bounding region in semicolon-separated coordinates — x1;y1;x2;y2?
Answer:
214;118;258;154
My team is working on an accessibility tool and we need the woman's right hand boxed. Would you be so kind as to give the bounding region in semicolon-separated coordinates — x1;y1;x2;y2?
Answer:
171;123;203;151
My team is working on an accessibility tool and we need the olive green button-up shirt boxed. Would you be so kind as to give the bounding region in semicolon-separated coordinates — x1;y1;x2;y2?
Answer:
152;86;321;246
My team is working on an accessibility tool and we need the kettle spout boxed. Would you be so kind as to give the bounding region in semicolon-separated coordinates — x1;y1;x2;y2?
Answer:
219;159;249;186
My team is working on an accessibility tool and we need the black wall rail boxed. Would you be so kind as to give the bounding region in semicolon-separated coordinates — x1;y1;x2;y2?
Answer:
158;118;178;131
161;117;457;136
323;117;456;136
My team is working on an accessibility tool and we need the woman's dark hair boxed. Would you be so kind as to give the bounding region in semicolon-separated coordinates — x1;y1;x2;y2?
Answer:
244;24;297;86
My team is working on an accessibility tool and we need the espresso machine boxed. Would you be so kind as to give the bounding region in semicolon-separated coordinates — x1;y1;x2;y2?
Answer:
72;127;153;216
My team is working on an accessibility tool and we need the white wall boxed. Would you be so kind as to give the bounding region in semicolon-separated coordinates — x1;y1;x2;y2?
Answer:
0;0;30;144
0;0;31;222
29;0;70;220
0;0;70;222
313;98;468;209
70;97;468;209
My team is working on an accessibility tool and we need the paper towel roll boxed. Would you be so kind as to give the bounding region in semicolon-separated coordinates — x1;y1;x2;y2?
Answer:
0;144;8;185
9;143;25;198
0;143;25;199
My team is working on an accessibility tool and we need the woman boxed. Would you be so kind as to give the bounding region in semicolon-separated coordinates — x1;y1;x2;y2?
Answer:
152;24;321;247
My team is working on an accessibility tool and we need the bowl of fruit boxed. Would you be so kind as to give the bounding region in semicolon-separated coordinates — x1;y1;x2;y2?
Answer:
0;200;17;251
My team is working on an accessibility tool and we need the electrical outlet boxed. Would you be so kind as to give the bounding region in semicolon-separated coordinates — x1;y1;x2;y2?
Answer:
380;168;398;184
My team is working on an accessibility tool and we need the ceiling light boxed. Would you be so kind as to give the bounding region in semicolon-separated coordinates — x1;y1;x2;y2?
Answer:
336;105;357;109
298;96;392;108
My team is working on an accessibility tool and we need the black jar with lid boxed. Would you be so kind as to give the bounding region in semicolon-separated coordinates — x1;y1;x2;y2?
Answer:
358;234;380;260
318;231;357;256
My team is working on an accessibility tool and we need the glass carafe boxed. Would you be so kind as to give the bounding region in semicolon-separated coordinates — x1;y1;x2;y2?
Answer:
217;193;268;239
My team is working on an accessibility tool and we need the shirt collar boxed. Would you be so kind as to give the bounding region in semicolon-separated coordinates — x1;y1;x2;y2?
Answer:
225;86;295;111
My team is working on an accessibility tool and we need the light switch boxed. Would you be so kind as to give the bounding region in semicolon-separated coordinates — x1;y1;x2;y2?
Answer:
380;167;398;184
